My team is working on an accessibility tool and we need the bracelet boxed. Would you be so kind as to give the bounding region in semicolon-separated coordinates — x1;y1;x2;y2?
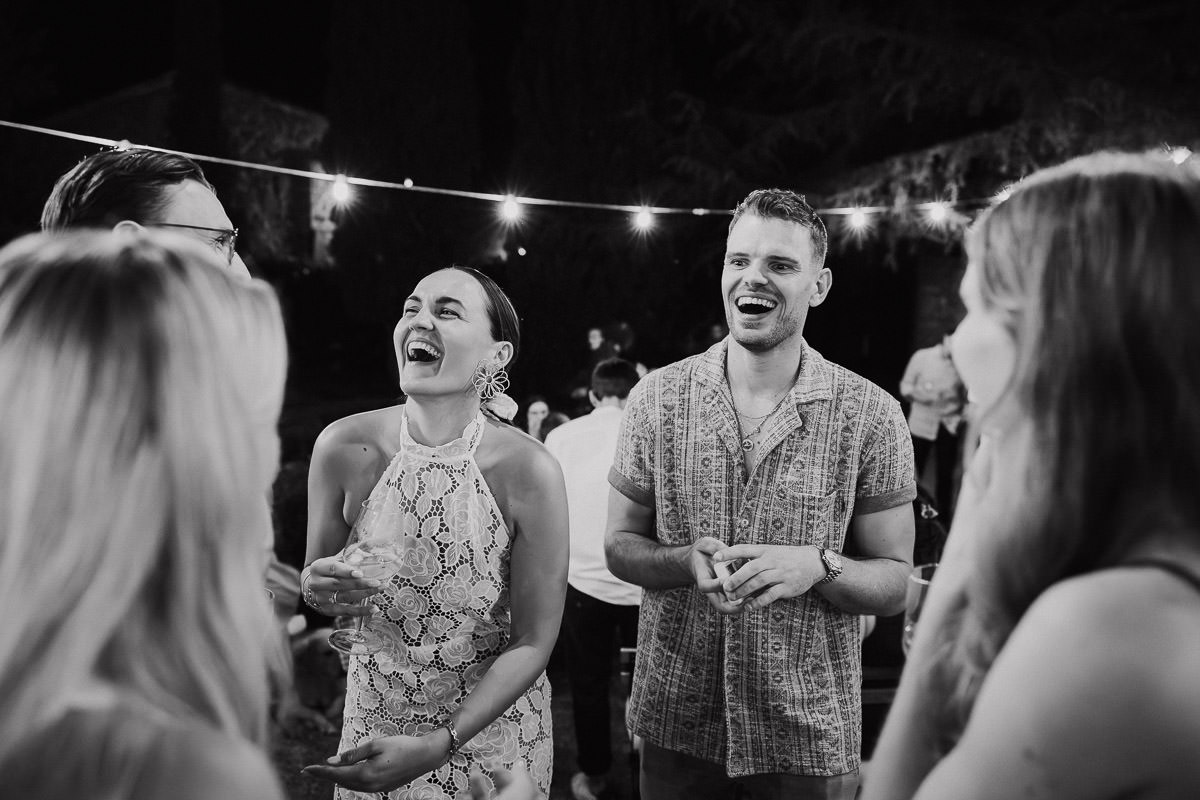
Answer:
300;566;318;609
438;717;461;763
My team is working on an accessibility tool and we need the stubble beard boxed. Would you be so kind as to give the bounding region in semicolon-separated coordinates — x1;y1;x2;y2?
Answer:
726;307;801;354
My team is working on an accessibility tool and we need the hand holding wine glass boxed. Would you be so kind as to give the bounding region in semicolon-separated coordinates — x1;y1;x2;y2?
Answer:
901;562;938;656
327;500;407;656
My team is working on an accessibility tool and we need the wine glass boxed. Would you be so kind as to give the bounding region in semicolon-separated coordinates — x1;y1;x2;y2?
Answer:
901;562;938;656
327;500;407;656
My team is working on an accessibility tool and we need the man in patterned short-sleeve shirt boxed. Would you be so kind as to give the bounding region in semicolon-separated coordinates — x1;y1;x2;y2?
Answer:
606;188;916;800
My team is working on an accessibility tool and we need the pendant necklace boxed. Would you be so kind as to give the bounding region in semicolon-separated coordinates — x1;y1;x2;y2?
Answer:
736;391;791;452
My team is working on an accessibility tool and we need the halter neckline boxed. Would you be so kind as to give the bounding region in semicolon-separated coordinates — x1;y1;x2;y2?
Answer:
399;409;484;460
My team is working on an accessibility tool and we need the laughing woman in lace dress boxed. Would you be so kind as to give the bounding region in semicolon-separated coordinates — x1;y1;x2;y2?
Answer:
301;266;567;799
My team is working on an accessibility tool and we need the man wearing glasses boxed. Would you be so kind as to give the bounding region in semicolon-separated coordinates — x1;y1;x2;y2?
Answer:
40;147;247;276
39;146;336;738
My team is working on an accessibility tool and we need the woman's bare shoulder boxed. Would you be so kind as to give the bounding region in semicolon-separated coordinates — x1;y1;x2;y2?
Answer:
312;403;405;467
1034;565;1200;640
480;419;560;477
315;404;402;448
477;420;566;527
982;567;1200;764
925;566;1200;799
309;406;405;505
1010;568;1200;680
1051;565;1200;694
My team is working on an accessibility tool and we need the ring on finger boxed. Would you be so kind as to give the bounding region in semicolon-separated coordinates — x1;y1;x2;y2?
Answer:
330;590;339;605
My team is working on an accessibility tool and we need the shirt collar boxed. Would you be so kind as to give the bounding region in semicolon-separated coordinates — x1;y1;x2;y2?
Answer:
696;337;833;406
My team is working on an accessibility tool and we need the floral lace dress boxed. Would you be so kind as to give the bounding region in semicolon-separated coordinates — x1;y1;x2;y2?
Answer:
337;411;553;799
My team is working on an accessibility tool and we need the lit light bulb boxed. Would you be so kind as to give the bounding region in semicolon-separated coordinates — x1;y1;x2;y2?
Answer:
517;246;527;256
1171;147;1192;164
848;208;868;229
331;174;352;204
634;206;654;231
927;202;949;223
500;194;522;223
403;178;414;188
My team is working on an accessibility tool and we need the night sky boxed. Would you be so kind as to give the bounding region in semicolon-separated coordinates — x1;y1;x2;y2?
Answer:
2;1;1199;417
2;1;330;117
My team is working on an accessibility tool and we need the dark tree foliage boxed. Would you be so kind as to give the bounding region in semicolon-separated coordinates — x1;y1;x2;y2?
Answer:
665;0;1200;201
311;0;1200;402
7;1;1194;408
501;0;721;395
319;1;736;401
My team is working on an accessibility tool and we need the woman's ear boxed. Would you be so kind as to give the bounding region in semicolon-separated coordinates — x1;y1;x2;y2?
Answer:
492;341;514;368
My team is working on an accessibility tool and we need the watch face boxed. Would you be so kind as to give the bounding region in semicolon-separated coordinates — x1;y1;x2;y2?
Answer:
824;549;843;572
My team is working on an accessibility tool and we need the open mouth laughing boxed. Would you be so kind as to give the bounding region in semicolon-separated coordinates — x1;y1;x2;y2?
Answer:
734;295;778;316
405;339;443;364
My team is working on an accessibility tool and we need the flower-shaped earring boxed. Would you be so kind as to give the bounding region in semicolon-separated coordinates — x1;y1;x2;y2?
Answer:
472;360;510;401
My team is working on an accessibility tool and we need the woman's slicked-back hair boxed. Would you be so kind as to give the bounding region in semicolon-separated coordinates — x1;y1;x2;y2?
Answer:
40;148;213;231
0;230;286;757
447;264;521;365
931;150;1200;745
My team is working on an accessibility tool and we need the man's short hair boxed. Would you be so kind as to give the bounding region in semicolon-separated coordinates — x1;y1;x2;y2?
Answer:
729;188;829;269
41;148;213;231
591;357;640;400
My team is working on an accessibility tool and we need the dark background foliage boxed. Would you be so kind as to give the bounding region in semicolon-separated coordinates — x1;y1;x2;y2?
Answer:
1;0;1198;439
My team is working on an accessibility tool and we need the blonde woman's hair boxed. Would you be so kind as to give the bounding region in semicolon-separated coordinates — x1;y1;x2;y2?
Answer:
0;230;287;755
931;151;1200;747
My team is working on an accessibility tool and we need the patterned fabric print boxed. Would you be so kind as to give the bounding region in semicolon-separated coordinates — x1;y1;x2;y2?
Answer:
337;411;553;800
609;340;915;778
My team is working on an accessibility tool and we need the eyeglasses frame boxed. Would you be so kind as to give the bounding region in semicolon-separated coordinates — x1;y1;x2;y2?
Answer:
147;222;239;265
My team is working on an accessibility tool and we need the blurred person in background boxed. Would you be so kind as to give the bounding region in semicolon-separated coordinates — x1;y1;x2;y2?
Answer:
537;410;571;442
899;331;966;520
524;395;550;440
545;357;643;800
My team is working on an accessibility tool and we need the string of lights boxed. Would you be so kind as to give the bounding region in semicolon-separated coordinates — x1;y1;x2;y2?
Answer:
2;119;1192;235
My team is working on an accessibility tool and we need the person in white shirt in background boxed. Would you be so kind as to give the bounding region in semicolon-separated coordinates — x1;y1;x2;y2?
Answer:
898;332;966;519
545;357;644;800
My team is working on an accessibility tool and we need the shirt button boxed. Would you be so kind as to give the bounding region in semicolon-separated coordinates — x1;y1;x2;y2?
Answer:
737;518;750;528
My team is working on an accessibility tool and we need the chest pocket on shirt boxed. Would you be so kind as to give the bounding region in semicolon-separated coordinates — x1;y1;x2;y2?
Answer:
763;486;843;549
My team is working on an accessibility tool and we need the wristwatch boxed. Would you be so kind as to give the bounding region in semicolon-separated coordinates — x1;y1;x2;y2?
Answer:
818;548;843;584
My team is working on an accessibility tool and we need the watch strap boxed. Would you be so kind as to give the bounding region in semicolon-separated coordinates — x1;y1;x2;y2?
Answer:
819;548;842;584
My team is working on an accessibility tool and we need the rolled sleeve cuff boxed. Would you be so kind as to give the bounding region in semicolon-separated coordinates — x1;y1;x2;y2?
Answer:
854;481;917;516
609;467;655;508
